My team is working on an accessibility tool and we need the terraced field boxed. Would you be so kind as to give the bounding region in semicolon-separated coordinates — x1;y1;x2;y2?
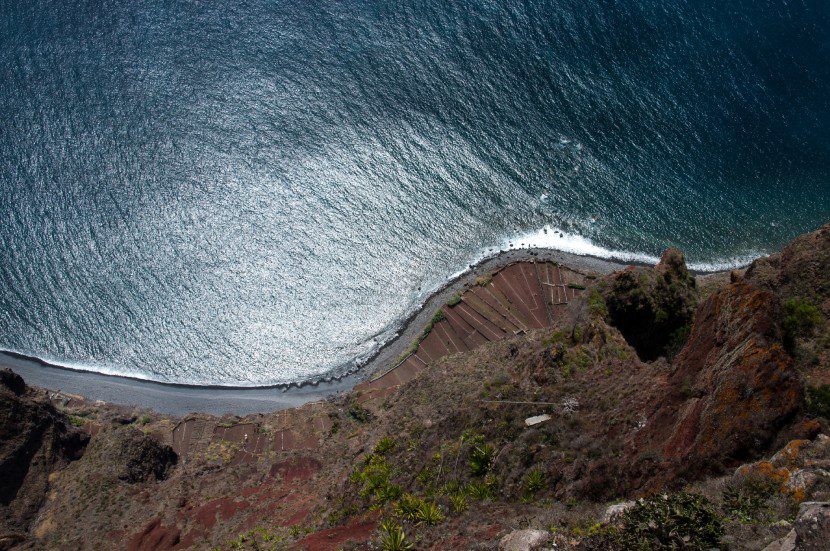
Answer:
354;261;587;403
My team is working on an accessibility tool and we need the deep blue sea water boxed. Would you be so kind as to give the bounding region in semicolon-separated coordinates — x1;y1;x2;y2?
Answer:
1;0;829;385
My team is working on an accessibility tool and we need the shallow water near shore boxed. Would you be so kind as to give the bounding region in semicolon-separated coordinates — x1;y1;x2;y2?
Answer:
2;0;829;386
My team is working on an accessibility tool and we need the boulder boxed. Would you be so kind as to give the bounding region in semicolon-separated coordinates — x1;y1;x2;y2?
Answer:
83;427;177;483
761;528;796;551
601;500;636;523
766;501;830;551
499;529;550;551
524;414;552;426
793;501;830;550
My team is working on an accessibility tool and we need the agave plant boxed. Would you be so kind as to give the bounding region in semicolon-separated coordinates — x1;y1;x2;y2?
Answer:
416;500;444;526
395;493;423;521
450;493;468;513
469;443;495;476
374;436;396;455
378;520;413;551
522;469;544;501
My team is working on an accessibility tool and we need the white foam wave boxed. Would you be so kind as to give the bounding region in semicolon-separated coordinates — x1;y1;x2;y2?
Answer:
489;225;763;273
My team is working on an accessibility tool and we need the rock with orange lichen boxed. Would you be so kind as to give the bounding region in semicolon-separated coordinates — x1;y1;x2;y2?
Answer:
736;435;830;504
628;281;802;490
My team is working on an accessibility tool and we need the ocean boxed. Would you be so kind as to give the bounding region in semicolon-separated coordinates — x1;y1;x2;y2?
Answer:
1;0;828;385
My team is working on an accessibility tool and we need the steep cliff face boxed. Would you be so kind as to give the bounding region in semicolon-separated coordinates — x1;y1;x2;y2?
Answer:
0;370;87;540
744;223;830;380
745;223;830;310
629;281;802;490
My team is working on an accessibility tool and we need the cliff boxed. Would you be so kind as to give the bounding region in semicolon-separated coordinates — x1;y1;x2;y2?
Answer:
1;224;829;550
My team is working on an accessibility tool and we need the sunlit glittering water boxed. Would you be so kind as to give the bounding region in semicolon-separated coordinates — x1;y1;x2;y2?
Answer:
1;0;828;385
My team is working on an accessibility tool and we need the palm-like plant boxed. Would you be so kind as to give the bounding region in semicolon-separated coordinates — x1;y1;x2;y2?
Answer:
416;500;444;526
378;520;413;551
469;443;495;476
395;493;423;521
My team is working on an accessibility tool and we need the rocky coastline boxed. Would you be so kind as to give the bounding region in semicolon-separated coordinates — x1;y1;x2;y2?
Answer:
2;247;629;415
1;224;829;550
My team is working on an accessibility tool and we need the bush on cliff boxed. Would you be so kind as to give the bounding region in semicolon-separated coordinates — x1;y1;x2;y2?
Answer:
600;249;697;361
782;297;823;353
587;493;724;550
806;385;830;419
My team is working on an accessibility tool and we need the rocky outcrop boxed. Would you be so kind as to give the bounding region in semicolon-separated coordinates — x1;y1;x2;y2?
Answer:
499;529;550;551
600;248;697;360
0;369;88;537
630;281;801;488
83;426;177;484
745;223;830;312
763;502;830;551
0;370;25;397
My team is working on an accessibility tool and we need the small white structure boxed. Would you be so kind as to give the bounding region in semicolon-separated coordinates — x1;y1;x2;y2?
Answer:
524;414;552;426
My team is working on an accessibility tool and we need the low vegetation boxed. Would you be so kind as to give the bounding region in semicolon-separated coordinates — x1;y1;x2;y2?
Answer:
594;493;724;550
805;384;830;419
782;296;824;352
378;519;413;551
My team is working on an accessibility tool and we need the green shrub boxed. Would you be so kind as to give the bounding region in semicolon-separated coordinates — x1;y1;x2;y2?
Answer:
374;437;396;455
416;468;436;488
447;293;462;307
395;494;423;520
351;454;398;504
68;415;85;427
522;469;544;501
378;520;413;551
567;283;587;290
138;414;152;425
465;478;496;501
469;443;495;476
723;474;778;523
587;289;608;319
449;493;468;513
783;297;824;351
806;385;830;419
476;273;493;286
608;493;724;550
347;403;373;424
416;500;444;526
430;309;446;324
375;484;403;505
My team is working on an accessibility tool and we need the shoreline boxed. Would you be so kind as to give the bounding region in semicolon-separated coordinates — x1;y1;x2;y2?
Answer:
2;246;711;415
